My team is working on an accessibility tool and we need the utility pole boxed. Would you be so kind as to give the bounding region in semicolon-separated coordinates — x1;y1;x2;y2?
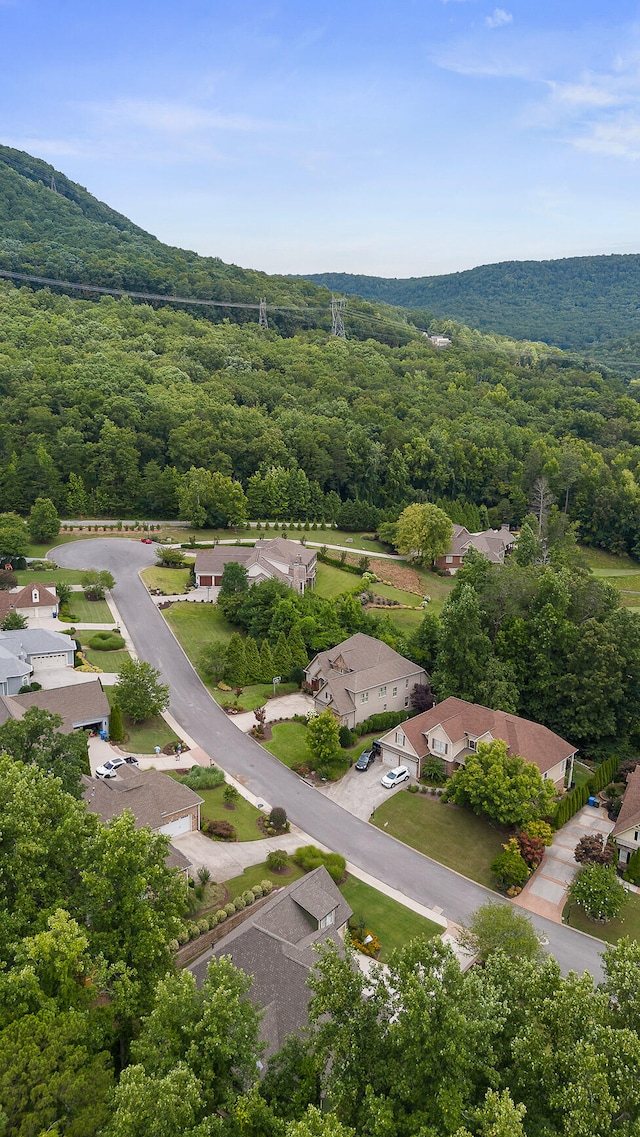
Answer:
258;298;268;330
331;295;346;337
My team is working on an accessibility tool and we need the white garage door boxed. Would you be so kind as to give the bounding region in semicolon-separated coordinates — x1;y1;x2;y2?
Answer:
159;815;192;837
32;653;69;669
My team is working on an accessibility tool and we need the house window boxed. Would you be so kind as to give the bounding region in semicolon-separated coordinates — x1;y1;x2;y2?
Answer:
405;679;409;688
319;909;336;930
543;772;547;780
395;731;405;745
379;686;387;697
445;555;453;564
404;696;409;708
468;739;477;752
392;686;398;697
360;692;369;704
635;831;639;843
32;588;39;603
431;738;448;755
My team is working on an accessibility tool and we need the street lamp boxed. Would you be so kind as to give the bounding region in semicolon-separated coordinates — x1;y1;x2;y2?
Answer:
273;675;281;698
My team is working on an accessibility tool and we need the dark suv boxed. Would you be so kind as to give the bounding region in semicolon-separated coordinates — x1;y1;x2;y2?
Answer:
355;748;375;771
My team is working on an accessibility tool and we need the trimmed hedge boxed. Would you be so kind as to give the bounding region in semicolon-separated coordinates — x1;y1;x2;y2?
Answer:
587;754;620;795
88;631;126;651
354;710;407;736
293;844;346;884
553;783;590;830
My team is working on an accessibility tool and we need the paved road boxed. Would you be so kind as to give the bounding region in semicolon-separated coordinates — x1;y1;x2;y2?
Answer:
52;539;607;979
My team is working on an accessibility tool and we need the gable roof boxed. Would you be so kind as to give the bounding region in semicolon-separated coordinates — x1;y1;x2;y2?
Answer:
0;582;57;621
0;628;75;658
612;766;640;839
0;679;110;733
82;764;203;830
195;538;316;587
0;645;32;685
307;633;425;715
395;696;576;775
189;866;352;1056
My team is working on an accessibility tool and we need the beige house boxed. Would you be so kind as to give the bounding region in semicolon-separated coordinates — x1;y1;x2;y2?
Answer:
195;538;316;595
0;679;110;735
304;632;428;730
612;766;640;867
377;696;576;786
0;582;58;623
83;763;203;839
435;525;514;575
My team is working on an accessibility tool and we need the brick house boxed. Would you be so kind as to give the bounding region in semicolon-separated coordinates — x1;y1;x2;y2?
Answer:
435;525;514;575
195;538;317;594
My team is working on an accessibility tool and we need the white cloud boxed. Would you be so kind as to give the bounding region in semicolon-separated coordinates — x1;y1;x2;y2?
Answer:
572;114;640;158
1;137;86;157
485;8;512;29
549;80;619;108
91;98;266;134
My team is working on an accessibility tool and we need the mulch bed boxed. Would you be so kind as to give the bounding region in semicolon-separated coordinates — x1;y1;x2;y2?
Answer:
367;558;425;594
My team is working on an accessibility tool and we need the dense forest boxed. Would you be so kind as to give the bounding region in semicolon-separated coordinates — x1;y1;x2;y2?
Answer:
302;259;640;364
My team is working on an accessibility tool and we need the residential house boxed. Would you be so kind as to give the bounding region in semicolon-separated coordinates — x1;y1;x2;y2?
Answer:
189;866;352;1058
0;582;58;624
435;524;514;575
304;632;428;730
612;766;640;867
0;678;110;735
377;696;577;787
0;645;32;695
83;763;203;839
0;629;76;679
195;538;317;595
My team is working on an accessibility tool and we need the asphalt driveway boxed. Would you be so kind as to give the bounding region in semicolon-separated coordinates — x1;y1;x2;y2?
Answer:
52;539;608;979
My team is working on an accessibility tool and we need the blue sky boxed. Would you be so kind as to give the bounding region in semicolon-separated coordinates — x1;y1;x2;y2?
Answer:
2;0;639;276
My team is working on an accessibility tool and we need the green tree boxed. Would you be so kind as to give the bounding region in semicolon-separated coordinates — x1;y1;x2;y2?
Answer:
217;561;249;621
432;584;493;702
513;520;538;567
114;659;170;722
0;511;29;558
568;864;628;922
103;1062;203;1137
306;710;341;771
443;739;557;828
407;610;440;672
155;545;186;568
1;610;28;630
81;568;115;600
243;635;262;683
272;631;293;680
454;1089;527;1137
289;623;309;670
260;638;276;683
393;502;453;564
224;633;247;686
179;467;247;528
200;639;228;681
459;901;543;964
490;839;531;891
28;496;60;543
66;470;88;516
286;1106;356;1137
0;706;90;797
109;701;124;743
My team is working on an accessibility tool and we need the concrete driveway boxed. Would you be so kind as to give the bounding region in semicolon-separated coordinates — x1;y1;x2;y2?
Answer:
317;758;410;821
171;829;306;882
232;691;314;733
515;804;615;923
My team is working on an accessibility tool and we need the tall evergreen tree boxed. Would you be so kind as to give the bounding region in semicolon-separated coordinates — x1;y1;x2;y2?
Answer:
272;632;293;680
243;635;262;683
224;634;247;686
260;639;275;683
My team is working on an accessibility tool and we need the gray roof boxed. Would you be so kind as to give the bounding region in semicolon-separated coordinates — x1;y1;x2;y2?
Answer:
0;679;110;733
448;525;513;565
196;538;316;587
307;633;426;715
0;628;75;658
82;764;203;830
189;866;352;1057
0;645;31;684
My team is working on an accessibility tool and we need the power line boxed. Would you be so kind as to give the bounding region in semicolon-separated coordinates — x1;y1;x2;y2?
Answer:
258;297;268;330
331;294;347;337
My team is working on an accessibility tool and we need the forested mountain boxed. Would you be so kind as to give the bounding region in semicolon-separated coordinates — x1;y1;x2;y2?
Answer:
0;146;410;341
302;258;640;362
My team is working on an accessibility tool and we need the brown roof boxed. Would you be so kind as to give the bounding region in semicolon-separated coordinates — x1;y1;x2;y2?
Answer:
308;633;426;717
195;538;315;586
0;679;110;733
613;766;640;838
0;582;57;620
397;696;576;775
82;764;203;829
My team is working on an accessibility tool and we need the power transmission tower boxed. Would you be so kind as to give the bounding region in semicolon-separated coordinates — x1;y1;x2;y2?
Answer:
331;294;346;337
258;297;268;330
50;174;57;193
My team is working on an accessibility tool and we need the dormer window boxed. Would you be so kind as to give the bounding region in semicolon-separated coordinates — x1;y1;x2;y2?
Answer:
319;908;336;930
32;588;39;603
468;739;477;752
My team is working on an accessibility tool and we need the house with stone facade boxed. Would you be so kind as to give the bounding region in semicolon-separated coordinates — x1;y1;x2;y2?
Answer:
195;538;316;594
435;525;514;575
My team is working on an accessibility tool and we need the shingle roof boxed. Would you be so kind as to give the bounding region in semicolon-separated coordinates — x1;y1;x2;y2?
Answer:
196;538;316;587
0;645;32;684
0;628;75;658
396;696;576;775
82;765;203;829
0;583;57;621
613;766;640;838
0;679;110;732
189;866;352;1057
308;633;425;715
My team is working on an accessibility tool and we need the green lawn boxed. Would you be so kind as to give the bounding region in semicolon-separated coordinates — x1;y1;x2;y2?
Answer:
339;876;442;960
384;607;425;635
25;534;82;558
371;792;507;889
82;648;131;673
163;602;237;683
140;565;191;594
211;681;297;712
185;782;266;842
573;761;594;788
224;858;306;898
104;689;183;752
263;722;309;768
14;567;88;586
563;892;640;945
162;526;387;554
584;547;638;572
314;562;358;599
62;595;113;623
372;582;422;607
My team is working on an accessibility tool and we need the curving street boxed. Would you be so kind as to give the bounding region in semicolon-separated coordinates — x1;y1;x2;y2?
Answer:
52;538;607;979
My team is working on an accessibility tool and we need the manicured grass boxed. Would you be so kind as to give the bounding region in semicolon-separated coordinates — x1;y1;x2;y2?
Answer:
608;574;640;592
573;761;594;788
196;784;266;842
25;534;81;558
371;792;507;889
211;681;298;712
163;602;237;683
339;875;442;960
584;546;638;572
384;607;425;635
13;567;87;585
372;582;422;606
140;565;191;594
124;715;182;754
224;858;306;898
563;892;640;945
315;562;359;599
263;722;309;768
63;595;113;623
165;526;387;554
82;648;131;672
346;733;382;760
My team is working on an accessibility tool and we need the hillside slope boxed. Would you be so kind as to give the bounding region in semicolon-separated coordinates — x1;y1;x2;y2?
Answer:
302;257;640;358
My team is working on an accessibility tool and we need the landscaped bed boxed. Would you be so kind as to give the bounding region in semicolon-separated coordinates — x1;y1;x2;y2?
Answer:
196;783;267;842
212;681;298;713
140;565;191;595
371;791;508;889
339;875;443;961
563;891;640;945
224;857;306;898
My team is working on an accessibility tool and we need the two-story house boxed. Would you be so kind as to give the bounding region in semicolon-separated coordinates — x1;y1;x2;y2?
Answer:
612;765;640;868
304;632;428;730
195;538;317;595
377;696;576;787
435;525;514;575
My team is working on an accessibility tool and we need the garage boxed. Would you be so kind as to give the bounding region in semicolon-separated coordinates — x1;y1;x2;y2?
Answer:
380;743;418;779
198;574;213;586
159;814;193;837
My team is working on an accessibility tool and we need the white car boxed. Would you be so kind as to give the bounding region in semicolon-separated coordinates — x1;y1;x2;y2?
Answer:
380;765;410;789
95;756;139;779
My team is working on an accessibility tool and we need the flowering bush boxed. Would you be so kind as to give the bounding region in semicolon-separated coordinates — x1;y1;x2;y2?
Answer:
349;926;381;957
568;864;628;922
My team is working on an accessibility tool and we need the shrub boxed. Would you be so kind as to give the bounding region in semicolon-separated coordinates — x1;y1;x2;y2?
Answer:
243;890;255;906
177;926;190;945
197;865;211;885
181;765;225;790
523;819;553;846
207;911;219;929
188;922;200;940
349;926;381;957
293;845;346;884
88;631;126;651
197;918;209;935
261;879;273;895
269;806;287;829
109;702;124;743
206;819;237;840
266;849;288;871
252;885;263;899
623;848;640;885
224;902;236;917
568;864;628;922
234;895;246;912
422;755;446;784
339;725;354;748
324;852;347;884
223;783;240;806
217;908;228;922
168;939;180;954
408;784;419;793
574;834;616;866
516;831;545;869
490;839;530;891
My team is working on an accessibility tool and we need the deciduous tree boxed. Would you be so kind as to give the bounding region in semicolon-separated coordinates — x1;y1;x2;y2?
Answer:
114;659;170;723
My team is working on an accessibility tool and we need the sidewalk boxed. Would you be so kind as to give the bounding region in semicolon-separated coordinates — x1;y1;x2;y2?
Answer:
513;804;614;923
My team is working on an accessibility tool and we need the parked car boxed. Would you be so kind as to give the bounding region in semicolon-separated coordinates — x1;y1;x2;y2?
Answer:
355;748;375;771
380;765;410;789
141;537;153;544
95;756;139;778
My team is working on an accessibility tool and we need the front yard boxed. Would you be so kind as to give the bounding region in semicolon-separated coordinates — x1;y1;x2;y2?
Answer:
563;891;640;945
63;595;113;623
371;791;507;890
167;778;267;842
140;565;191;595
82;647;131;673
212;681;298;712
104;689;183;752
263;722;309;768
163;601;237;684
